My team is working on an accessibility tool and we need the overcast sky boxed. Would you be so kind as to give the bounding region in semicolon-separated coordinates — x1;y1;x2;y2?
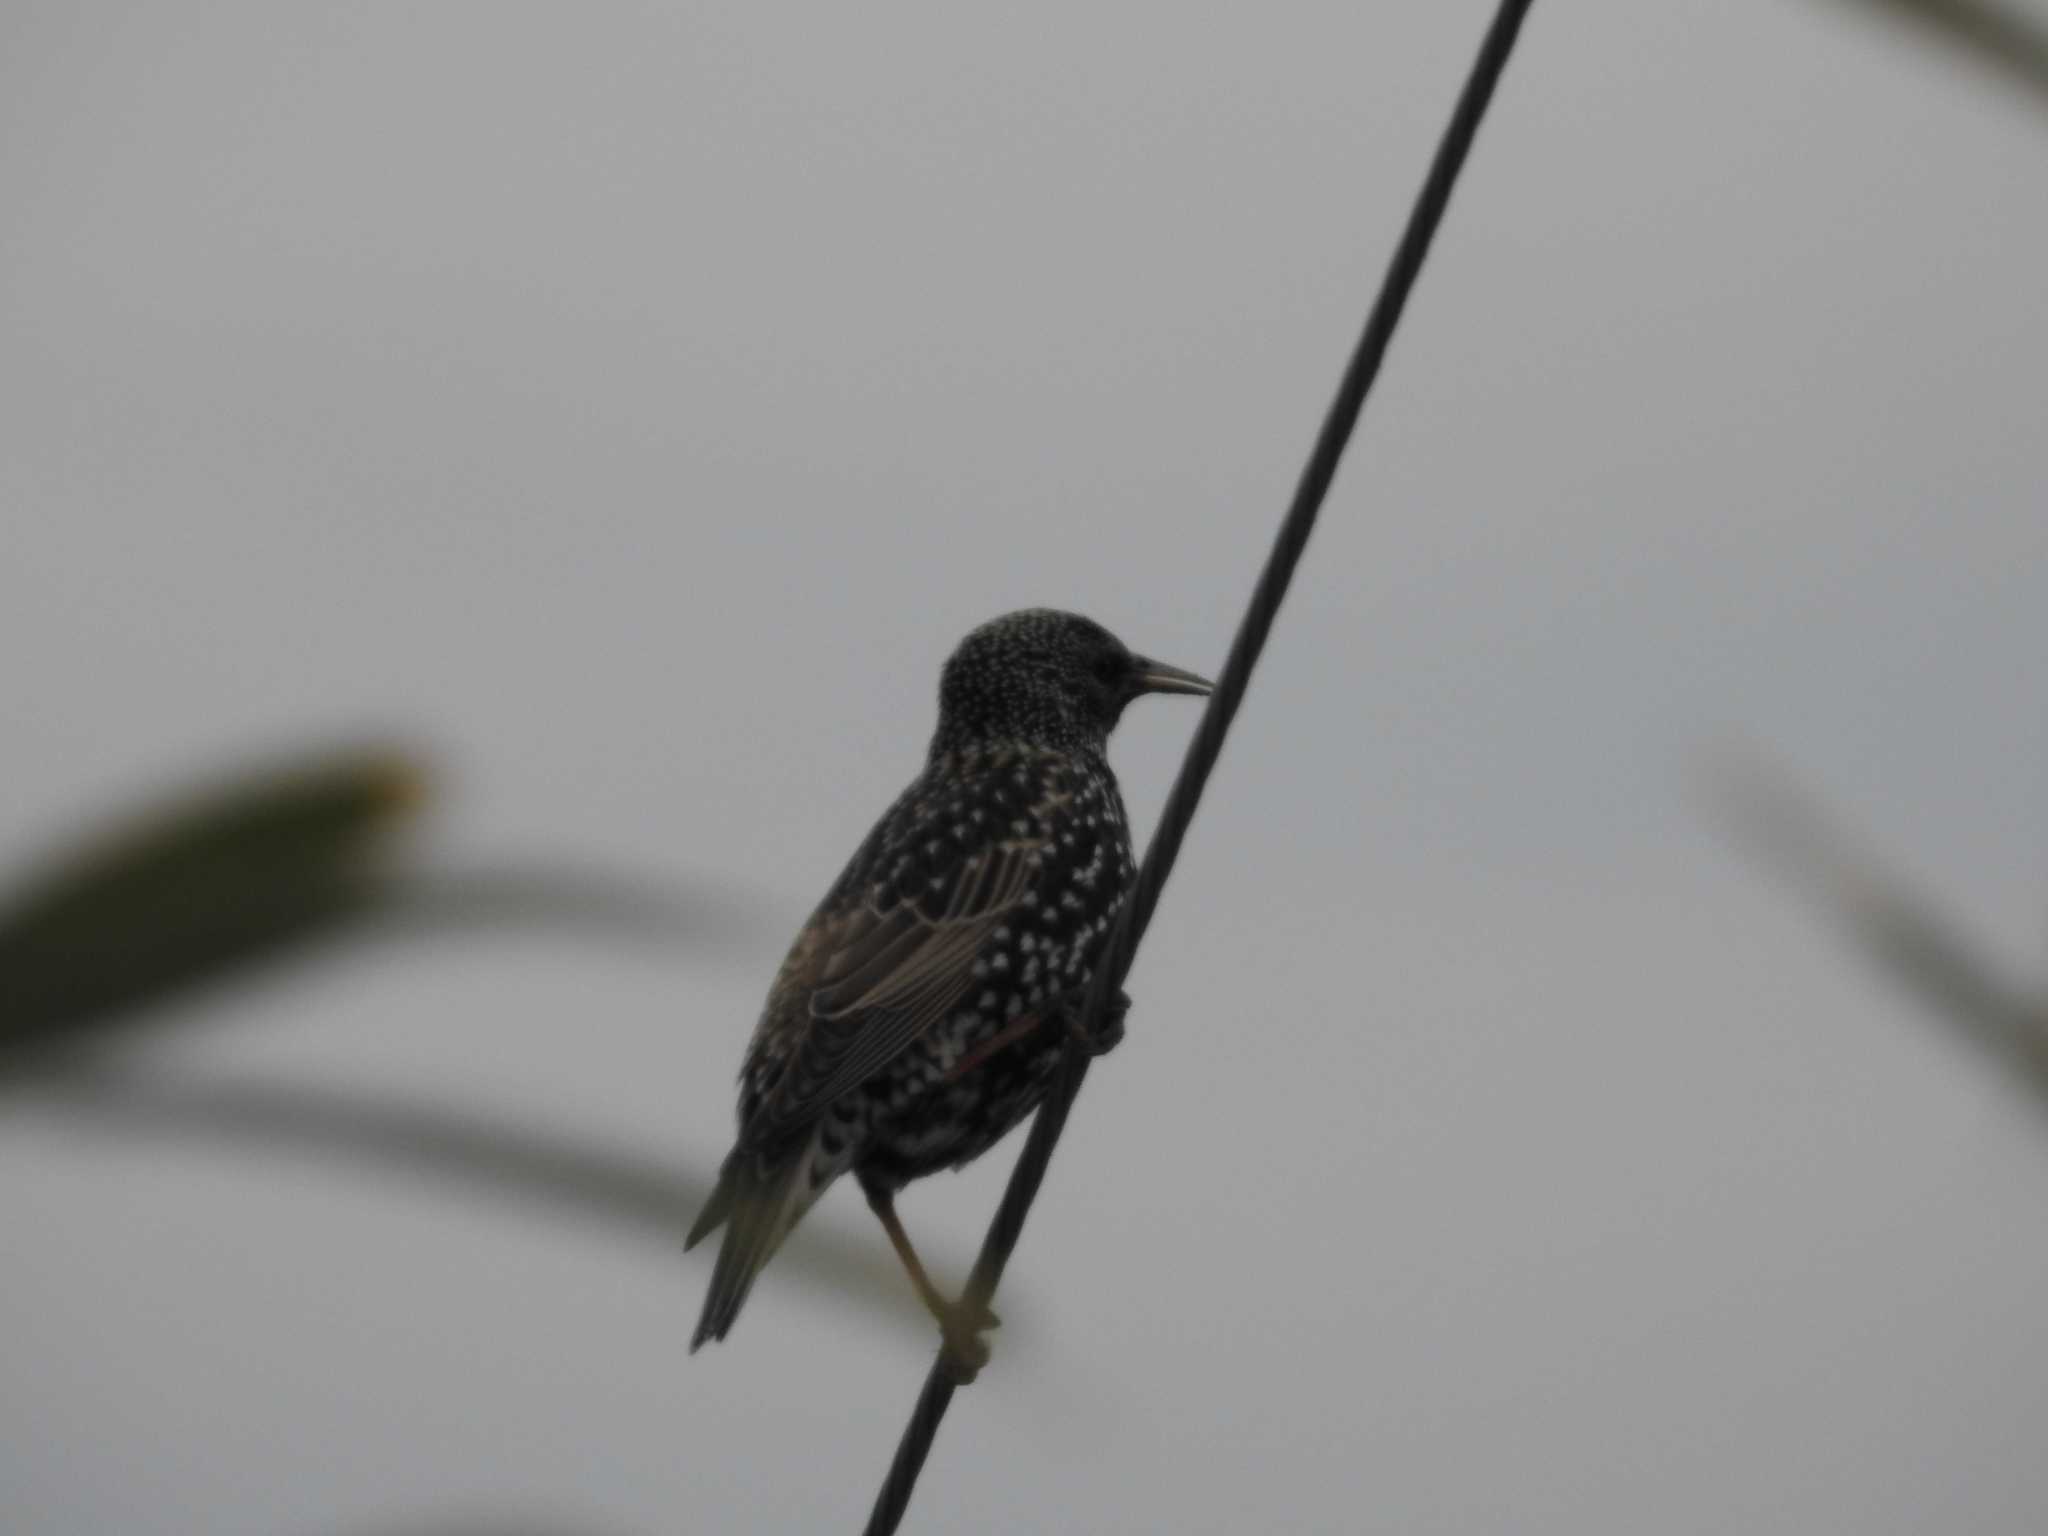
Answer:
4;3;2047;1533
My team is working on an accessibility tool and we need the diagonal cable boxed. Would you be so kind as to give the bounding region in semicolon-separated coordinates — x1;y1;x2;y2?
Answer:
862;3;1539;1529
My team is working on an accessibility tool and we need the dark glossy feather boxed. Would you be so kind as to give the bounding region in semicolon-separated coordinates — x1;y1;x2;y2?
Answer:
690;1152;805;1349
743;802;1050;1144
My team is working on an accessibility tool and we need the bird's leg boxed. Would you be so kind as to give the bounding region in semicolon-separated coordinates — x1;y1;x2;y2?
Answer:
861;1178;998;1381
1063;985;1130;1058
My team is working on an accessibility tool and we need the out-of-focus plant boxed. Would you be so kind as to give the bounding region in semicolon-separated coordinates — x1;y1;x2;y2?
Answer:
1708;747;2048;1110
0;746;742;1066
0;750;428;1057
0;742;956;1327
1827;0;2048;110
32;1068;933;1329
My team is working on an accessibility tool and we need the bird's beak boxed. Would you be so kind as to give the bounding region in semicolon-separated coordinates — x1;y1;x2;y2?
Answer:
1128;656;1214;698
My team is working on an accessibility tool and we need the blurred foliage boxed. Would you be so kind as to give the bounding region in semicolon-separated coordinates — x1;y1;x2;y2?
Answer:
0;746;745;1069
1831;0;2048;109
0;750;425;1057
1709;748;2048;1110
0;741;958;1330
31;1068;935;1329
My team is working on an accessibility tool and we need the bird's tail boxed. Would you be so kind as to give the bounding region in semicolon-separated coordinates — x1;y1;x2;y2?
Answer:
687;1141;815;1351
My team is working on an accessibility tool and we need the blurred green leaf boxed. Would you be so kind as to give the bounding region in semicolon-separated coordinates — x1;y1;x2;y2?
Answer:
1829;0;2048;110
0;749;426;1055
28;1069;950;1333
373;863;767;947
1706;747;2048;1108
0;746;909;1326
0;747;773;1068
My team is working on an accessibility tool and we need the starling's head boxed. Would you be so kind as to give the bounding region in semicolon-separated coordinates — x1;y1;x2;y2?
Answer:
932;608;1212;757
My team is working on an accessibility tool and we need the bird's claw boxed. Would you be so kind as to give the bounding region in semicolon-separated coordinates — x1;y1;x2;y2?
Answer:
1064;987;1130;1059
937;1297;999;1384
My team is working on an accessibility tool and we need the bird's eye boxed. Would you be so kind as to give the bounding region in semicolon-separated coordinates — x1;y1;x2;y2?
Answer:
1093;653;1124;683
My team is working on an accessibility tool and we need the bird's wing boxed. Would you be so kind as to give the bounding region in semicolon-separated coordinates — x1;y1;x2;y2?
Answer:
741;830;1045;1144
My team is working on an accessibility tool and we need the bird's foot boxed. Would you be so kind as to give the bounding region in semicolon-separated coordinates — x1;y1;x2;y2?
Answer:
935;1296;1000;1385
1064;987;1131;1059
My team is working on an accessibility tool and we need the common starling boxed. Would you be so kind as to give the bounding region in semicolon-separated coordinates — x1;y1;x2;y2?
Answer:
687;609;1210;1369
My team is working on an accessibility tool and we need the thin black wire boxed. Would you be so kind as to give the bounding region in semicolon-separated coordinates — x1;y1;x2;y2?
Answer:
863;4;1538;1530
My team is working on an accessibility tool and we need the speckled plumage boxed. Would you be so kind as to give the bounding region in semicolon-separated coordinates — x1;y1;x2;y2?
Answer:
688;609;1209;1353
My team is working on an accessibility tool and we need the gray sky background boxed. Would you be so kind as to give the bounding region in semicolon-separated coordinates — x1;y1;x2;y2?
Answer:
4;2;2046;1533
